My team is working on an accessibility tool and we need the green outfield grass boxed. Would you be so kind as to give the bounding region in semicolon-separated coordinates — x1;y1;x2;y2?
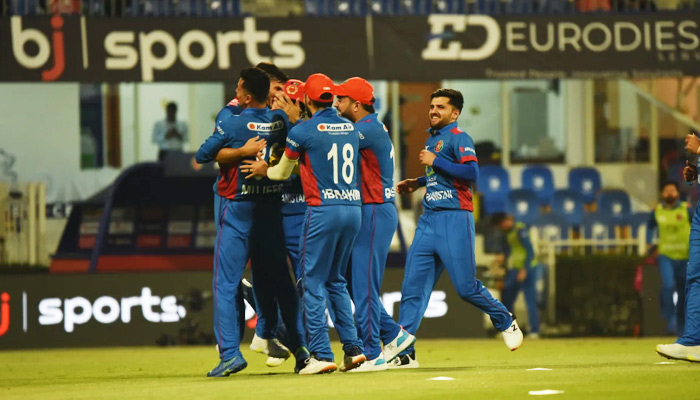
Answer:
1;338;697;399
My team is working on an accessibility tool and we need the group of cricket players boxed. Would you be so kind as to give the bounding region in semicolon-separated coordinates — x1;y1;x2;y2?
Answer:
195;62;524;377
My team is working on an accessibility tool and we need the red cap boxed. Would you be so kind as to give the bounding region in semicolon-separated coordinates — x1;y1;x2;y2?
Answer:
284;79;304;102
302;73;335;102
334;77;374;105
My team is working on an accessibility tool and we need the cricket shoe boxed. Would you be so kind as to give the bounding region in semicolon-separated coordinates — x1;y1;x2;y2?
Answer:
206;356;248;377
298;356;338;375
348;354;388;373
294;347;311;374
388;351;419;369
240;278;256;309
383;328;417;362
250;334;291;358
502;315;523;351
656;343;700;362
339;346;367;372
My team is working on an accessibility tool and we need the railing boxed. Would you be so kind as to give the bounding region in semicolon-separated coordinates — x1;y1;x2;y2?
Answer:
2;0;697;17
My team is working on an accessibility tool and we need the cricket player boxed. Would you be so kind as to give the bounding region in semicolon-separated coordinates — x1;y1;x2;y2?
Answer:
216;64;302;367
392;88;523;367
196;68;308;377
494;213;540;338
657;133;700;361
242;73;366;374
647;181;691;336
333;77;413;372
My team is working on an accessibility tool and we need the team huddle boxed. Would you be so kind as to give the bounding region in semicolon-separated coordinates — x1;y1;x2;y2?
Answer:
195;63;524;377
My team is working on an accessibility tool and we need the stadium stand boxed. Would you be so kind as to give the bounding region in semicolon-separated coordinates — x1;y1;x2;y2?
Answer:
568;167;602;206
521;165;555;207
551;189;585;226
478;165;510;216
507;189;539;224
597;189;632;222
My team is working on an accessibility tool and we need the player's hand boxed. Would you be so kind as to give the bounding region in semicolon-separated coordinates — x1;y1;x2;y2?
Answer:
686;134;700;155
684;160;698;183
397;179;420;194
272;93;302;124
241;155;268;179
517;268;527;283
419;150;436;167
242;136;267;157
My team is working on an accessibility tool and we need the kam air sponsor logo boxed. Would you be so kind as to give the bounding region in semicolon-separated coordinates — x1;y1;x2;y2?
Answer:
286;137;299;147
37;287;186;333
0;292;9;336
322;188;361;201
10;15;66;81
460;146;476;154
318;123;354;132
425;190;454;202
246;120;284;132
422;15;700;63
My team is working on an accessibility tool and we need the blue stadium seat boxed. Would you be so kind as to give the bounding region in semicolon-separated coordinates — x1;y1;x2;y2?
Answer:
581;212;616;241
568;167;601;205
597;189;632;221
478;165;509;215
628;211;651;239
521;165;555;207
551;189;585;226
507;189;539;225
531;212;569;242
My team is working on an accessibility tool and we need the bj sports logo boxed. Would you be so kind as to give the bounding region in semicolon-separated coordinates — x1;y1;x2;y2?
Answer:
10;15;66;81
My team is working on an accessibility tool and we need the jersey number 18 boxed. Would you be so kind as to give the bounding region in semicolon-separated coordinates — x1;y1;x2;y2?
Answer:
327;143;354;184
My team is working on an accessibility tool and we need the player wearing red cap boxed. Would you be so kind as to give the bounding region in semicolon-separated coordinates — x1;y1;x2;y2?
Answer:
334;77;415;372
242;73;366;375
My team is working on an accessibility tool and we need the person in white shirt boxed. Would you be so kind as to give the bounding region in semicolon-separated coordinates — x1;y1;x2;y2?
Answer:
152;102;189;160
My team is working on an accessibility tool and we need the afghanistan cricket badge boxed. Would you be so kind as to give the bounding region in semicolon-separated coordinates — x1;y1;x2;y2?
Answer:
435;140;444;152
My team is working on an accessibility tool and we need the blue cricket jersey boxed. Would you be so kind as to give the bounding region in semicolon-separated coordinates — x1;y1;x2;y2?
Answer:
355;113;396;204
422;122;477;211
284;108;361;207
195;107;289;201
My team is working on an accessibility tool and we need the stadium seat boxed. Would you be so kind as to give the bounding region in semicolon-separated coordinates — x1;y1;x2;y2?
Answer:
568;167;602;205
581;212;616;241
531;212;569;242
521;165;555;207
628;211;651;239
551;189;585;226
597;189;632;221
507;189;539;225
478;165;510;215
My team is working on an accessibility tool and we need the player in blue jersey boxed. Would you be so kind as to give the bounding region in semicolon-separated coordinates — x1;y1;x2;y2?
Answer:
196;68;308;377
656;133;700;362
242;73;366;375
215;64;305;368
391;89;523;368
334;77;415;372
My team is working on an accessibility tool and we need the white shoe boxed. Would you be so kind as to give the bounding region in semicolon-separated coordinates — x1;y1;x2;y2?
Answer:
298;358;338;375
502;318;524;351
348;354;389;373
387;351;419;369
250;334;268;354
656;343;700;362
383;329;417;362
266;357;286;367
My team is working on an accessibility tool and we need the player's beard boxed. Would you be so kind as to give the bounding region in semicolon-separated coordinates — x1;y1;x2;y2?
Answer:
663;196;678;206
430;113;448;129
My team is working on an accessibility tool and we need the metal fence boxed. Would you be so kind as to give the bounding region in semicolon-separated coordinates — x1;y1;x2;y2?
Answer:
2;0;697;16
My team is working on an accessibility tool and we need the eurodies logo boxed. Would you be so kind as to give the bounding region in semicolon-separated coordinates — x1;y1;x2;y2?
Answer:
10;15;66;81
103;17;305;81
422;14;700;61
38;287;186;333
